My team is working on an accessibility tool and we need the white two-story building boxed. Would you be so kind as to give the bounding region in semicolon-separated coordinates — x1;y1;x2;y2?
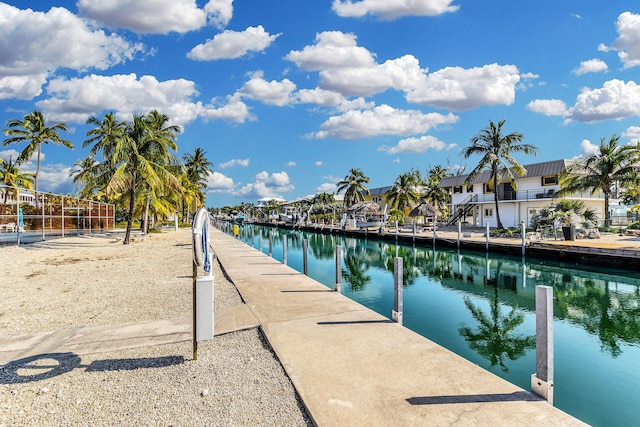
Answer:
438;159;622;228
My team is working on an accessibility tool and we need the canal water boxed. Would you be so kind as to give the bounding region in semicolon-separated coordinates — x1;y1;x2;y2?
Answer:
226;224;640;427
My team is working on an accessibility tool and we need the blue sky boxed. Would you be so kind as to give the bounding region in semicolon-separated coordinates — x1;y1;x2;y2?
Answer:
1;1;639;207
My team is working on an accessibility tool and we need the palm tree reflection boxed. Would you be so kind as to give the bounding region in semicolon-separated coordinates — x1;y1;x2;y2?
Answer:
342;248;371;292
458;284;535;372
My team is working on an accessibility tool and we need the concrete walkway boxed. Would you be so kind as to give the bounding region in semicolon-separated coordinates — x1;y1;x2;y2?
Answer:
210;229;585;426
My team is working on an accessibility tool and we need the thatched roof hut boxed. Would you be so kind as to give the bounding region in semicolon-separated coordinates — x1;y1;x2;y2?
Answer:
346;201;383;216
408;201;440;218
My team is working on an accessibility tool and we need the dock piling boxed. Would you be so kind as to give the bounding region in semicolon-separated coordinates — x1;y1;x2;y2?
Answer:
486;223;490;251
268;233;273;257
532;285;554;405
303;239;308;275
335;245;342;293
392;257;403;325
283;235;288;265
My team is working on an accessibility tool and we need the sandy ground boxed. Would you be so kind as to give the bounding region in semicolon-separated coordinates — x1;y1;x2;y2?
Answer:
0;229;311;426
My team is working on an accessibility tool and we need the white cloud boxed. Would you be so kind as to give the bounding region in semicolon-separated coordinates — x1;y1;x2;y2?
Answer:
316;182;337;193
237;170;295;200
78;0;233;34
526;99;568;116
573;58;608;75
206;171;235;192
37;164;74;193
219;158;250;169
296;88;374;111
34;74;252;125
315;161;323;166
0;3;144;100
0;149;29;163
187;26;280;61
380;135;455;154
622;126;640;142
314;104;458;140
606;12;640;68
200;93;254;123
568;79;640;122
580;139;599;157
238;71;296;106
406;63;520;110
332;0;459;20
205;0;234;29
287;161;296;167
393;157;400;163
285;31;375;71
320;54;426;97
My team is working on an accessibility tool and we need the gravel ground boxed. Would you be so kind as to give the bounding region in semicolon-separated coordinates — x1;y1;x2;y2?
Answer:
0;229;312;426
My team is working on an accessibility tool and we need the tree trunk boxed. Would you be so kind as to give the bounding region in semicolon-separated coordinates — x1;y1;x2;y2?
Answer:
493;167;503;229
604;191;610;228
141;196;149;234
123;171;136;245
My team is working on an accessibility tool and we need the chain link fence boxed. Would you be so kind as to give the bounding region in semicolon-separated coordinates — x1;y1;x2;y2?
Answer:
0;186;115;246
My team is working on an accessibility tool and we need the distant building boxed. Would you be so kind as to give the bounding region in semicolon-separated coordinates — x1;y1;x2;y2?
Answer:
438;159;623;228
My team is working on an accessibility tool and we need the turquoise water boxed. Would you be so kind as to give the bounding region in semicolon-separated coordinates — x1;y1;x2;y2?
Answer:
227;224;640;426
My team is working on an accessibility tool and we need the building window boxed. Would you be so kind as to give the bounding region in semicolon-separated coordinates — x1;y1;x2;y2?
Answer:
483;183;494;194
484;208;493;217
453;186;463;194
542;175;558;186
467;185;474;193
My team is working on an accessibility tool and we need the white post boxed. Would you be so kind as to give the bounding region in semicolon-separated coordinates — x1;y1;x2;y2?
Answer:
392;257;403;325
269;233;273;257
532;285;554;405
174;214;178;231
412;221;416;242
485;222;490;251
303;239;308;275
61;195;65;238
283;235;288;265
259;230;263;251
457;220;461;249
335;245;342;293
521;221;526;256
41;193;45;241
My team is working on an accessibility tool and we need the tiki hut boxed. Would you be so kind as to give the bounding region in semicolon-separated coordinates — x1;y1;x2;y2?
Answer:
408;201;440;225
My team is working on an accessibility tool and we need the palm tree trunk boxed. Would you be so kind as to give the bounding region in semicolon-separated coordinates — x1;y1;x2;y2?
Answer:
493;167;503;229
142;196;150;234
604;191;610;228
123;171;136;245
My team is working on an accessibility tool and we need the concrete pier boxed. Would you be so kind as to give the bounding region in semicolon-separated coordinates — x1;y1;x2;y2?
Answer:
210;229;585;426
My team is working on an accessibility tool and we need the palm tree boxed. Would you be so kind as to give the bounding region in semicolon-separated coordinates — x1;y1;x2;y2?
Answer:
422;165;451;217
386;172;420;213
0;156;34;205
559;135;637;227
462;120;537;229
84;111;181;244
337;168;370;208
183;147;214;213
3;110;74;200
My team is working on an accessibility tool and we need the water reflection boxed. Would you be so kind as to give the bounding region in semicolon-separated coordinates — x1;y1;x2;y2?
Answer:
458;287;535;372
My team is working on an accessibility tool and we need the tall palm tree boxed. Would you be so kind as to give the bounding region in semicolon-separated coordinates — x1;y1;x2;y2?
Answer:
183;147;214;211
386;172;420;213
422;164;451;216
85;111;181;244
462;120;537;229
559;135;638;227
337;168;370;208
0;156;34;205
3;110;74;199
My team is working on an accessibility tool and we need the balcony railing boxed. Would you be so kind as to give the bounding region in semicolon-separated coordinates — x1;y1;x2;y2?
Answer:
464;188;614;203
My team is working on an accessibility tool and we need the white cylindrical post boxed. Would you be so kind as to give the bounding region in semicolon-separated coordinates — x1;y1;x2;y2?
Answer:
521;221;526;256
392;257;403;325
283;235;288;265
174;214;178;231
269;233;273;257
486;222;490;251
61;195;65;238
335;245;342;293
41;193;45;241
412;221;416;241
433;221;437;243
251;229;255;247
457;220;461;249
303;239;309;275
259;230;263;251
532;285;554;405
395;220;398;239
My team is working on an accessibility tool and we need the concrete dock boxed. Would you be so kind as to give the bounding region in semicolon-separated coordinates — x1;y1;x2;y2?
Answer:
210;228;586;426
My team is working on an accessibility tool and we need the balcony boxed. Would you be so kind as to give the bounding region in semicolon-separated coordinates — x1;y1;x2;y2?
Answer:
467;187;612;203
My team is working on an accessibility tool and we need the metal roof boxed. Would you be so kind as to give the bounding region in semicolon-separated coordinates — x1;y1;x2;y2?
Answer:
438;159;571;188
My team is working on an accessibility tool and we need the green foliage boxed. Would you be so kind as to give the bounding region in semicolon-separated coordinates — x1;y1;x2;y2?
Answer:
627;222;640;230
